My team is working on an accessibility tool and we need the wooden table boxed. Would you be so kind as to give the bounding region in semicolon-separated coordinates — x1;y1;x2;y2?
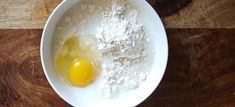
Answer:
0;0;234;106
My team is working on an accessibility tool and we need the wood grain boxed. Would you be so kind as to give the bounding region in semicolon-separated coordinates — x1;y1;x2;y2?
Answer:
155;0;235;28
139;29;235;107
0;0;61;29
0;0;234;28
0;30;68;107
0;29;234;107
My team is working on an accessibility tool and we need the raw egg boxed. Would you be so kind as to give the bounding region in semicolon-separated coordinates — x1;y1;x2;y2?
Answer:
55;36;100;87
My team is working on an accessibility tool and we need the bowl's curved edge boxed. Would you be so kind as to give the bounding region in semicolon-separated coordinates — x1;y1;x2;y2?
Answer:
134;0;169;106
40;0;74;106
40;0;169;106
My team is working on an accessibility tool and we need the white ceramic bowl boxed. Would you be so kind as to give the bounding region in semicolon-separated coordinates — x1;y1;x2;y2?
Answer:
41;0;168;106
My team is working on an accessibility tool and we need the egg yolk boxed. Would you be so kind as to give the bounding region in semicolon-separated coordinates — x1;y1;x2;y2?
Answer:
69;59;94;87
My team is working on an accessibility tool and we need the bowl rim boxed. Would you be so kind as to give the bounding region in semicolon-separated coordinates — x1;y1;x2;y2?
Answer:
41;0;75;106
40;0;168;106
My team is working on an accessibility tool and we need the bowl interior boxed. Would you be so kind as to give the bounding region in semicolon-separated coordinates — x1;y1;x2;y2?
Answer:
41;0;168;106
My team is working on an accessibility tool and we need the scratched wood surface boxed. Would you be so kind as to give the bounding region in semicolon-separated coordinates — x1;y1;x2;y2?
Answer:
0;0;61;29
0;0;235;107
0;29;234;107
0;0;235;28
139;29;235;107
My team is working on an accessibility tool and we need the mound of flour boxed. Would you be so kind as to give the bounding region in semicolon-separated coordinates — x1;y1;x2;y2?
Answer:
95;0;149;97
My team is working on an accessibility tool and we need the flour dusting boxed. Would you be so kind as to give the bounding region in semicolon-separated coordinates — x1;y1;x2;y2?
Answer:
95;0;149;97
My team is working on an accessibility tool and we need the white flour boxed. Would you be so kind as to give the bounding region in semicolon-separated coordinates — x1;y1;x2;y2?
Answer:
96;0;149;97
